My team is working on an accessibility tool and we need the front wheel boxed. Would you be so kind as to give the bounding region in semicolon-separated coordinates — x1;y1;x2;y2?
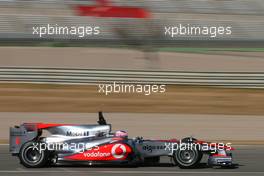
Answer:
19;141;49;168
173;141;203;168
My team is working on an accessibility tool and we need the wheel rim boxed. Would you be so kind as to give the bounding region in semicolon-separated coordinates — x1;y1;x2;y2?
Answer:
23;146;42;164
177;149;197;165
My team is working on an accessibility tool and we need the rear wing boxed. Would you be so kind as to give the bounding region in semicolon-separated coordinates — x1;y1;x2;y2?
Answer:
10;112;110;154
9;124;38;155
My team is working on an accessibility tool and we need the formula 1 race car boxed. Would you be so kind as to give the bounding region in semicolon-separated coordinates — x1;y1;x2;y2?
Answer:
10;112;234;168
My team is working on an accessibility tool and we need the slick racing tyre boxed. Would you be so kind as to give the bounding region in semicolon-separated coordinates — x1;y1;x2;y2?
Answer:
173;137;203;169
19;141;49;168
181;137;203;163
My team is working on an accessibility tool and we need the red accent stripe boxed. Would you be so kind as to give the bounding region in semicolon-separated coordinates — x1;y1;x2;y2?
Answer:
15;137;20;145
23;123;75;130
36;123;75;129
211;154;227;157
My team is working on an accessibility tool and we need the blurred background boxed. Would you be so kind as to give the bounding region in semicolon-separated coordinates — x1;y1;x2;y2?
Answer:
0;0;264;143
0;0;263;45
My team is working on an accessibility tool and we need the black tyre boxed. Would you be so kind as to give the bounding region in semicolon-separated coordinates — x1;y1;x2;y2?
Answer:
173;137;203;169
19;141;49;168
181;137;203;163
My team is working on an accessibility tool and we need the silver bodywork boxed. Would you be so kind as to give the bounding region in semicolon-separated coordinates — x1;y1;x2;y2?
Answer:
10;122;234;167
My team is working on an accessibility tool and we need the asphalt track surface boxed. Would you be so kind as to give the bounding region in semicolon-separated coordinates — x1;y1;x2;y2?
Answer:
0;145;264;176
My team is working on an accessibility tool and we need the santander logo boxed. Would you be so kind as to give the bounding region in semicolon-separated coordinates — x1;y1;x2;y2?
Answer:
111;144;126;159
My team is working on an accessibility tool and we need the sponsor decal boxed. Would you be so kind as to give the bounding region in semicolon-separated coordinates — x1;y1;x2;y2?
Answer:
66;131;89;136
111;144;127;159
83;151;110;158
142;145;166;153
64;143;132;161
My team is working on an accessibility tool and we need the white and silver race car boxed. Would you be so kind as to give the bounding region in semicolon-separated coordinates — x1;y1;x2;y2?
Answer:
10;112;234;168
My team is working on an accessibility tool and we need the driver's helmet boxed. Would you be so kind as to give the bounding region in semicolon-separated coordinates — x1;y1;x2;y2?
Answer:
115;130;128;137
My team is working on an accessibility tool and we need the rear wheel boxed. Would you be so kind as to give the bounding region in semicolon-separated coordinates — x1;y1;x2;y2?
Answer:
19;141;49;168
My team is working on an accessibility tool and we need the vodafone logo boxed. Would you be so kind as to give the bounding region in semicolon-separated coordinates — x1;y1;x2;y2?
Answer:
83;151;110;158
111;144;126;159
